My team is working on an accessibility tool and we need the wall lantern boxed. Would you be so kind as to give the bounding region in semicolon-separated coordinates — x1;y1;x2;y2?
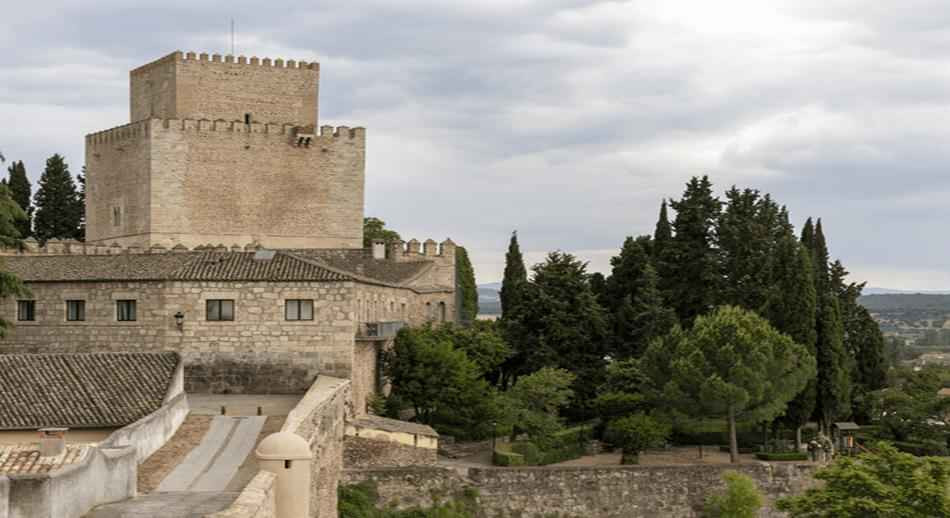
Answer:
174;311;185;330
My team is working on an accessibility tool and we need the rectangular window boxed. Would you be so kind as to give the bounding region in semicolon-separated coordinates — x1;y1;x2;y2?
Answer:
206;299;235;321
285;299;314;321
17;300;35;321
116;300;136;322
66;300;85;322
113;207;122;227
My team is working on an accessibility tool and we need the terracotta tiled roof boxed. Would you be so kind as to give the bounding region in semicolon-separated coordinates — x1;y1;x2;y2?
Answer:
289;249;432;285
1;251;350;283
0;352;179;430
0;444;88;474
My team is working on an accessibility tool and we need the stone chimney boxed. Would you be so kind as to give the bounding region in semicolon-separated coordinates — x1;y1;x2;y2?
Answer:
38;428;67;457
371;239;386;260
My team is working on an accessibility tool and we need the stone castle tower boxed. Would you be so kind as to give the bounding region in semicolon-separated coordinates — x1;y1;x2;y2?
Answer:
85;51;365;249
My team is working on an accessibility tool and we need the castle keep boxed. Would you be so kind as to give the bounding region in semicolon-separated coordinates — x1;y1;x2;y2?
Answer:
87;51;362;250
0;51;458;414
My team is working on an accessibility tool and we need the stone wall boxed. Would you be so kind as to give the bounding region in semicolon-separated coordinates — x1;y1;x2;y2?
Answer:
282;376;351;518
343;463;818;518
351;341;381;415
0;280;356;393
101;392;188;463
86;119;364;250
130;51;319;126
215;376;351;518
343;436;437;469
206;471;277;518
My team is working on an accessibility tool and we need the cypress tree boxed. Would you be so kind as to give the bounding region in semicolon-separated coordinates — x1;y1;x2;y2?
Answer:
455;246;478;323
604;235;653;311
770;235;818;447
33;154;82;243
624;263;677;358
499;231;527;318
653;199;672;260
718;187;781;312
77;166;86;241
5;161;31;238
665;176;722;322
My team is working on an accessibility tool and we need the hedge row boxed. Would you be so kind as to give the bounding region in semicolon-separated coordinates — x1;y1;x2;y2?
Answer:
493;424;596;466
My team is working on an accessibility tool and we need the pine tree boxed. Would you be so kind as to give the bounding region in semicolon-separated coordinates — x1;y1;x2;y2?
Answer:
499;231;527;318
604;235;653;311
33;154;83;243
513;252;609;418
624;263;677;358
5;161;31;239
455;246;478;323
665;176;722;322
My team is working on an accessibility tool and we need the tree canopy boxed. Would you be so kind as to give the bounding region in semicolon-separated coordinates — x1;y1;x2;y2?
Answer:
362;217;401;247
33;154;83;243
642;305;816;462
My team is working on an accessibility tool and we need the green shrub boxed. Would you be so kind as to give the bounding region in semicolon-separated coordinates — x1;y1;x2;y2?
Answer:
755;452;808;461
339;482;480;518
890;440;948;457
605;414;671;464
704;471;764;518
511;441;541;464
492;447;525;466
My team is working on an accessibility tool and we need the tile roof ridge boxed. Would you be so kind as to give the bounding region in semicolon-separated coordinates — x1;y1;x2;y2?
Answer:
282;250;357;282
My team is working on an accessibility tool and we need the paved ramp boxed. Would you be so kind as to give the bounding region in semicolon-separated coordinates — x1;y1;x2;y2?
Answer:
86;491;239;517
157;416;266;492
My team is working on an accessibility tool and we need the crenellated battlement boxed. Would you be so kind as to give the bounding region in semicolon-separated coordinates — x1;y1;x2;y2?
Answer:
387;238;456;261
131;50;319;76
86;119;365;147
0;238;269;257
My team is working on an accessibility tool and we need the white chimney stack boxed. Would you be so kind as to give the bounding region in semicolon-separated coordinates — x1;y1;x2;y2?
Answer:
38;428;67;457
372;240;386;260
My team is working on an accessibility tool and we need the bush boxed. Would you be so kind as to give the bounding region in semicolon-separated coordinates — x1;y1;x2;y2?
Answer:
511;441;541;464
605;414;671;464
704;471;764;518
339;482;480;517
755;452;808;461
718;445;757;455
890;439;948;457
492;447;525;466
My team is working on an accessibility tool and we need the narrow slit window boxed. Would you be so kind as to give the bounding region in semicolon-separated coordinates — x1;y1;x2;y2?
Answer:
66;300;85;322
244;113;251;125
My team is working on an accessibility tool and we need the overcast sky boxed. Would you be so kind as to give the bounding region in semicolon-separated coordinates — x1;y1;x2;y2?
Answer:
3;0;950;289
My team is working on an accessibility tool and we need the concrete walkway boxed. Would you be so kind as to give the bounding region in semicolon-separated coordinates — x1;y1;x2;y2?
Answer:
86;491;239;517
157;416;266;492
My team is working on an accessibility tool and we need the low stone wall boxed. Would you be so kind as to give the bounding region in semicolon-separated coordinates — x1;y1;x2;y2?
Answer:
206;471;277;518
343;462;818;518
102;392;189;463
7;445;137;518
344;436;437;468
282;376;351;518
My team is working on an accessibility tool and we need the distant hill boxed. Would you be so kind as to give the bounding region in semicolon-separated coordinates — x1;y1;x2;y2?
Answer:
859;293;950;313
864;287;950;295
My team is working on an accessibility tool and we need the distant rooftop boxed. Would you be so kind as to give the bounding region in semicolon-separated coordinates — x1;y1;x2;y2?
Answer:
0;352;179;430
0;444;88;475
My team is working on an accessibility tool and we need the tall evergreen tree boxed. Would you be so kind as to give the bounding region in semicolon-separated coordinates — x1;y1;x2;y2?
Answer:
512;252;608;418
800;218;852;431
717;187;786;312
620;263;677;358
5;161;31;238
499;231;527;318
455;246;478;323
664;176;722;322
33;154;83;243
76;166;86;241
604;235;653;311
653;199;672;260
769;235;818;447
0;183;29;336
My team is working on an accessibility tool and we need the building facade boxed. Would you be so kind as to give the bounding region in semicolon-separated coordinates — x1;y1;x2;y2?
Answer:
0;51;458;414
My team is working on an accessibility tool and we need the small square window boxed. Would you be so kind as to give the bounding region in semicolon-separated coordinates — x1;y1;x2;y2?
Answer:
116;300;136;322
17;300;35;321
66;300;85;322
285;299;314;321
206;299;235;321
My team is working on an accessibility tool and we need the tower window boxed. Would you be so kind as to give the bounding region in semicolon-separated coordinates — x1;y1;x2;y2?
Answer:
244;113;251;125
113;207;122;227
